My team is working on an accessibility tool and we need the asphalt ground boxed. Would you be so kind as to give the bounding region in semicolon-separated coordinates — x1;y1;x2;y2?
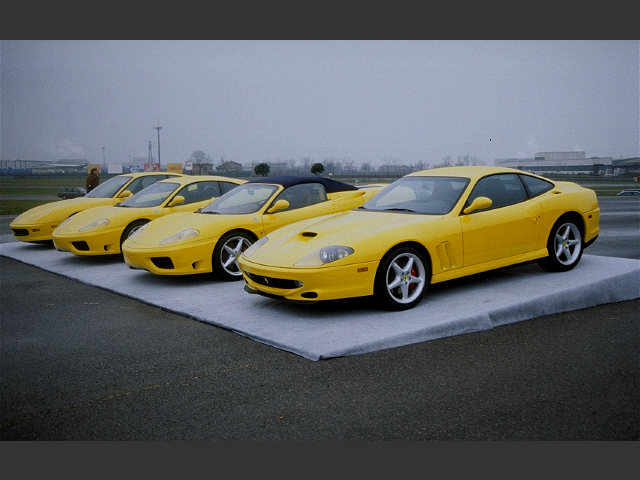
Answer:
1;197;638;469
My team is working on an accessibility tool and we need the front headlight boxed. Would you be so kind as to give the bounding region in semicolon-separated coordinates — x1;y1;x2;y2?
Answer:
295;246;354;266
57;215;75;228
127;222;150;240
242;235;268;258
79;218;110;232
159;228;199;245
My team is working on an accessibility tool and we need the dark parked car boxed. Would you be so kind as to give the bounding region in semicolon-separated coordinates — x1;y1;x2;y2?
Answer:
616;189;640;196
58;187;87;199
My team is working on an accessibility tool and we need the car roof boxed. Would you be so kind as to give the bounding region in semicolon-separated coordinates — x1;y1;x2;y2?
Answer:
155;175;244;186
408;165;533;180
119;172;185;178
246;175;358;193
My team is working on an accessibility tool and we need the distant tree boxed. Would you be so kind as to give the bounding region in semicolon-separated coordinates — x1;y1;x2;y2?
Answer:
189;150;212;174
189;150;211;164
254;162;270;176
311;162;325;175
455;155;484;166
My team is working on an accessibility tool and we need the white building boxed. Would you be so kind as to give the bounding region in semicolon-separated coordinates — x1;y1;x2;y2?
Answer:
496;151;614;175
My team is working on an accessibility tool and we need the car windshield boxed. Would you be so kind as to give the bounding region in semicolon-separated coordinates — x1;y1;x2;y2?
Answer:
201;184;279;214
84;175;133;198
362;176;469;214
118;181;181;208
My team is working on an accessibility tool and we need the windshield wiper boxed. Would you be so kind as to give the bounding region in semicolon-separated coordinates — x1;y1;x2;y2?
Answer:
383;207;415;212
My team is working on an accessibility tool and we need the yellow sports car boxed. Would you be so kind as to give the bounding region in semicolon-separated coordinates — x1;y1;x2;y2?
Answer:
52;175;245;256
10;172;184;244
238;166;600;310
122;176;381;280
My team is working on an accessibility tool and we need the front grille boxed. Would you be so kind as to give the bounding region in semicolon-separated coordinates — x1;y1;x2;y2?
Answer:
72;241;89;251
151;257;174;269
12;229;29;236
246;272;300;289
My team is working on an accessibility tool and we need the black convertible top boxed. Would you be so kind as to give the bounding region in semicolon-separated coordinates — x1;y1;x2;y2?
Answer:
246;175;358;193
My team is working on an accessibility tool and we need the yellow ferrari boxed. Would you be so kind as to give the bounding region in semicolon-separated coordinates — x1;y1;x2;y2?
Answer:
52;175;245;256
122;176;381;280
10;172;185;244
238;166;600;310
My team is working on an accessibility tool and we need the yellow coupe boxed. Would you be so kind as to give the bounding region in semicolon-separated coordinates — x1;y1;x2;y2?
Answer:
238;166;600;310
10;172;184;244
122;176;381;280
52;175;245;256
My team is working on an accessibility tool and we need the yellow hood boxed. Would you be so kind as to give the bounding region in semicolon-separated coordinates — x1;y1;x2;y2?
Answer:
12;197;115;224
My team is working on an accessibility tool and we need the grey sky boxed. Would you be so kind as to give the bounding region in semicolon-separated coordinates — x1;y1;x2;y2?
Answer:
1;40;638;167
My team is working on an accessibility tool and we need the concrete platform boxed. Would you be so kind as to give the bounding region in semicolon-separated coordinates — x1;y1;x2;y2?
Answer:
1;241;638;361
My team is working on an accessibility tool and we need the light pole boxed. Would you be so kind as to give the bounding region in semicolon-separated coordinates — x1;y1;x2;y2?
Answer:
154;126;162;170
102;147;106;172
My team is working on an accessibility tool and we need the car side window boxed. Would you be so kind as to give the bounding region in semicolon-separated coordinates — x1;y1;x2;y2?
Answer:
466;174;528;212
519;174;554;198
125;176;169;195
219;181;240;194
275;183;327;211
176;181;222;204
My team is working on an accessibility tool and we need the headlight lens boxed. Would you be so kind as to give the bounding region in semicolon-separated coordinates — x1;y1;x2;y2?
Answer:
295;246;354;266
242;235;268;258
127;222;150;240
159;228;199;245
57;215;74;228
79;218;110;231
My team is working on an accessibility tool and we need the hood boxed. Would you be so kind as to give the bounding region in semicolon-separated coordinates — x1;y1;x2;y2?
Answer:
13;197;113;223
248;209;443;267
125;211;257;247
53;204;142;234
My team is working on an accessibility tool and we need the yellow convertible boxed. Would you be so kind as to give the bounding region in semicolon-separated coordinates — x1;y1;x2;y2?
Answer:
238;166;600;310
122;176;381;279
10;172;184;244
52;175;245;256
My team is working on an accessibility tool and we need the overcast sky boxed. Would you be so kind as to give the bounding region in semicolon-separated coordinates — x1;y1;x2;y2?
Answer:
1;40;637;167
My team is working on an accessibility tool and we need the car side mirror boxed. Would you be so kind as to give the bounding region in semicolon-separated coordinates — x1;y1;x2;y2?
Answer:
463;196;492;214
168;195;185;207
118;190;133;199
267;199;290;214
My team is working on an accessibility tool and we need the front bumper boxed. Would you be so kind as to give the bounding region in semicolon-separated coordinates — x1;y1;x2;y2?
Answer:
239;257;379;302
10;222;59;243
53;229;123;255
123;240;215;275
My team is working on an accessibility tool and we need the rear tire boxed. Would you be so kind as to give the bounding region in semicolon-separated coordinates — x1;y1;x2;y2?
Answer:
374;246;429;310
537;216;583;272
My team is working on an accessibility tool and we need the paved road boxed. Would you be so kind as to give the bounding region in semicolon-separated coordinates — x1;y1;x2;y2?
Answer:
0;197;638;442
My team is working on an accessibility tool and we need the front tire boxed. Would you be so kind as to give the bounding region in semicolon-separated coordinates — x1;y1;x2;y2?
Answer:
212;231;256;280
374;246;429;310
538;217;583;272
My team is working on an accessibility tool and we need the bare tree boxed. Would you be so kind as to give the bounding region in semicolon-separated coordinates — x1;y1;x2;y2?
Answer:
189;150;211;165
455;155;484;166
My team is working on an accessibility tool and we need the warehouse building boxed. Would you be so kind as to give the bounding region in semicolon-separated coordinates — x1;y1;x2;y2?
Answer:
496;152;640;176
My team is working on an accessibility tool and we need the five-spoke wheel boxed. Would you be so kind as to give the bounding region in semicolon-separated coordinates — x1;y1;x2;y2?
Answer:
213;231;256;280
375;246;429;310
538;217;583;272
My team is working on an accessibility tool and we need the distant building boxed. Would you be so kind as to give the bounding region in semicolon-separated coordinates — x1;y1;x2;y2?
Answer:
216;161;243;173
192;162;213;175
496;151;617;175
